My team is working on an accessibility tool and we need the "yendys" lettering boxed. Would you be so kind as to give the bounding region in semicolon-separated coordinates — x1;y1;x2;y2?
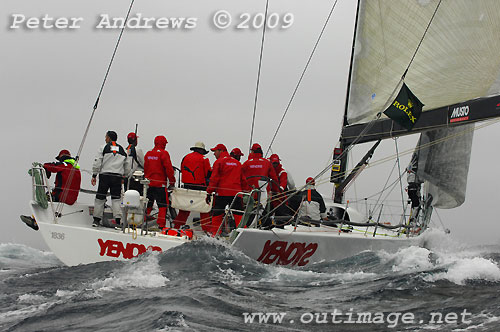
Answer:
257;240;318;266
98;239;162;259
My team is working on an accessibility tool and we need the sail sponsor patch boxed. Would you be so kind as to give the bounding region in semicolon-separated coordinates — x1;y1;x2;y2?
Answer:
98;239;162;259
257;240;318;266
383;83;424;131
449;105;470;123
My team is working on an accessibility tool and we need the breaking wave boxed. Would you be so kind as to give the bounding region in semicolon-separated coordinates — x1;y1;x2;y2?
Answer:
1;231;499;331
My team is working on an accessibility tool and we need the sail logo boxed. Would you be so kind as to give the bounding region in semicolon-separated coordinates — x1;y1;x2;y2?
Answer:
98;239;162;259
450;106;469;123
257;240;318;266
392;101;417;123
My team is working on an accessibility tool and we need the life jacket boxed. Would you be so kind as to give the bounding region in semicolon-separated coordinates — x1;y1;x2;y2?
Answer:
161;227;193;239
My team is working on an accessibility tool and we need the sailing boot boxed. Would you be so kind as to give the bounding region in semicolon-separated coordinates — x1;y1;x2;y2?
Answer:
173;210;189;229
210;214;224;236
111;199;122;225
93;217;101;227
157;207;167;229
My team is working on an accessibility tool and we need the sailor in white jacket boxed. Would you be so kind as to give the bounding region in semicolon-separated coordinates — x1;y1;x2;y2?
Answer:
91;130;131;227
297;177;328;221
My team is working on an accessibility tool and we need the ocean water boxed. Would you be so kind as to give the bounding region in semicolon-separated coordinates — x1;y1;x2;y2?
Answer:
1;230;499;332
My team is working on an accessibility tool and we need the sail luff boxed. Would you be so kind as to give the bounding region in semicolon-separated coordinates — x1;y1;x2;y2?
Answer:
341;0;362;128
330;0;362;194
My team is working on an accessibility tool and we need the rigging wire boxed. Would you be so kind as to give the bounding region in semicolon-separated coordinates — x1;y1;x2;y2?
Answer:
249;0;271;152
394;138;408;222
339;0;443;209
403;0;442;79
76;0;136;163
264;0;339;157
55;0;136;218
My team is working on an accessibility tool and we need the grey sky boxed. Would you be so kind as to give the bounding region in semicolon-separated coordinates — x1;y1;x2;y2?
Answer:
1;0;498;250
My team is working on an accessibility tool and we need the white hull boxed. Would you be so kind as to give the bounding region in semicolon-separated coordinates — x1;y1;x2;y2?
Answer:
232;226;420;267
30;201;189;266
30;200;421;267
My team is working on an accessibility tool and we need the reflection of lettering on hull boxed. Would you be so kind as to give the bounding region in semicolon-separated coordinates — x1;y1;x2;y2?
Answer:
98;239;162;259
257;240;318;266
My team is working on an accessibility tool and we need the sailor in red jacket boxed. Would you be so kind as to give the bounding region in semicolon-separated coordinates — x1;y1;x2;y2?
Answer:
230;147;244;162
269;153;295;217
144;135;176;228
43;149;81;205
242;143;279;192
172;141;212;230
206;143;246;236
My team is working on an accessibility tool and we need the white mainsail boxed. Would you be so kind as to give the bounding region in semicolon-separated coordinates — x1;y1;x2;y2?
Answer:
346;0;500;125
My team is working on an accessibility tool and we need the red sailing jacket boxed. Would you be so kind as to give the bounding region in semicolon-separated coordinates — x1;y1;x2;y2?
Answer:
180;151;211;186
207;151;246;196
242;153;279;192
43;159;81;205
144;136;176;187
273;163;288;192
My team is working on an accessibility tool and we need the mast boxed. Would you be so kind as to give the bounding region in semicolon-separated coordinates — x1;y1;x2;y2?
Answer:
331;0;362;204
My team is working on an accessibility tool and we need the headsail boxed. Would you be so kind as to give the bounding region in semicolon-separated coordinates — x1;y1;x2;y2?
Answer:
411;125;474;209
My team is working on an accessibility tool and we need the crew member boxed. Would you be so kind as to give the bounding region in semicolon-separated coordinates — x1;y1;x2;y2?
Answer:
43;149;81;205
172;141;212;230
230;148;244;162
206;143;246;236
91;131;130;227
144;135;176;229
241;143;279;225
297;177;328;221
124;132;145;193
407;154;422;223
269;153;294;217
242;143;279;193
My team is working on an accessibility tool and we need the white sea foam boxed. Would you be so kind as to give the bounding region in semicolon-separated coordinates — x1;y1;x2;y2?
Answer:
424;257;500;285
376;230;500;285
91;252;168;292
17;293;48;304
450;311;500;331
214;266;243;285
0;242;61;269
0;301;55;322
379;246;435;272
54;289;80;298
2;292;62;324
257;265;376;286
